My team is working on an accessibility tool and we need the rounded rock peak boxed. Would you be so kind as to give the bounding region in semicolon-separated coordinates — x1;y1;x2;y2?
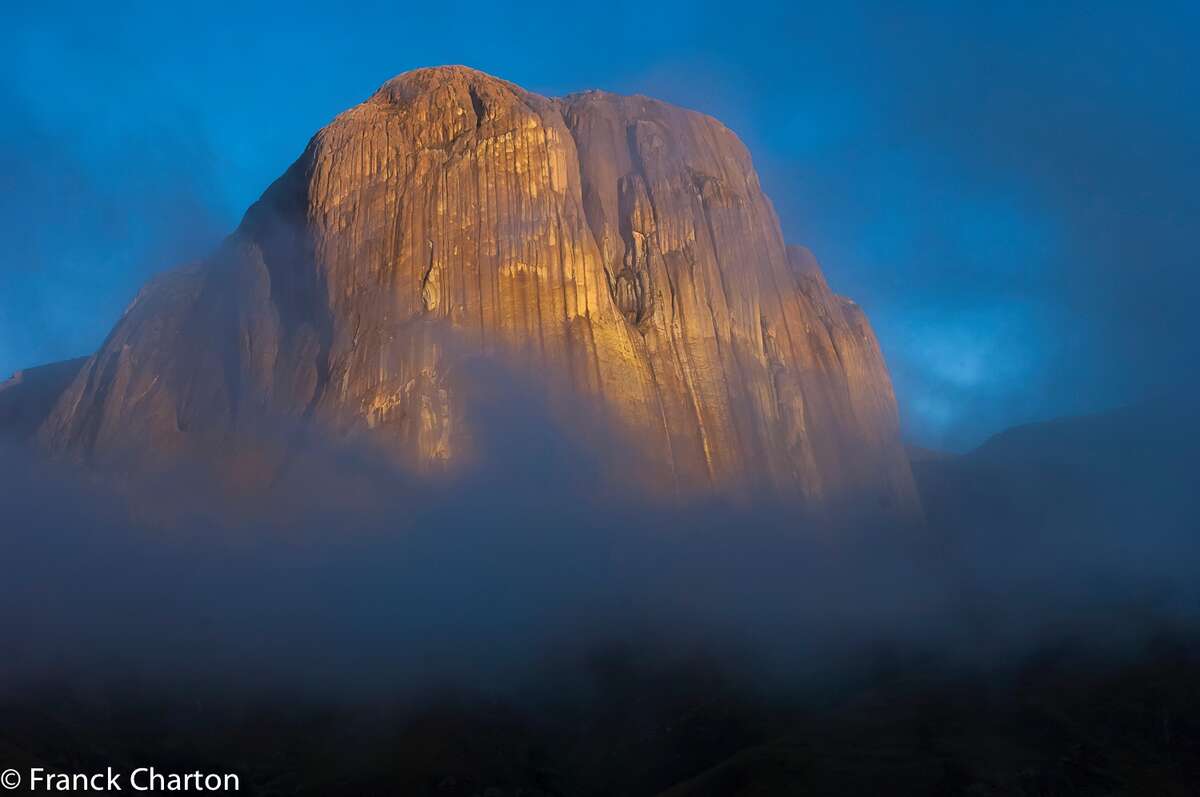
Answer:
373;65;529;105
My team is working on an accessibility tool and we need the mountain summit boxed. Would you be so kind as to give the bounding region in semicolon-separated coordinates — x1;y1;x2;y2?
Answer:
25;66;918;509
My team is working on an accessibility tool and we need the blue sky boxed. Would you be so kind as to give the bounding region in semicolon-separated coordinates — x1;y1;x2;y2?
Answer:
2;1;1197;449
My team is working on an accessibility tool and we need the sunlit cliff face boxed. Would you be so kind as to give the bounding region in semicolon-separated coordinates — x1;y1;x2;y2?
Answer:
17;67;917;513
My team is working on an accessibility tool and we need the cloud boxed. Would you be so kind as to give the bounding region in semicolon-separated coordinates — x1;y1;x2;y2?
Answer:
1;355;1196;703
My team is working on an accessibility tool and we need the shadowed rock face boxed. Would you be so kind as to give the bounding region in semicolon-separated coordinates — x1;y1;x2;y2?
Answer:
31;66;918;510
0;358;85;445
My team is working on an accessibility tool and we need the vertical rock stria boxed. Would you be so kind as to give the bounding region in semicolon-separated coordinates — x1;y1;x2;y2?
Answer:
35;66;919;512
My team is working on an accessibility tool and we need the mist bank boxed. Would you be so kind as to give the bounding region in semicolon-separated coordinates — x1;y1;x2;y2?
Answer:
1;368;1198;795
2;364;1197;705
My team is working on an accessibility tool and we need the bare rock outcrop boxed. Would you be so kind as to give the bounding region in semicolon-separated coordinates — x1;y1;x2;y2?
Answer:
32;66;919;512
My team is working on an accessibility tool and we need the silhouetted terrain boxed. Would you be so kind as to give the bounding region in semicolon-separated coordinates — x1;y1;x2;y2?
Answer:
4;638;1198;796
